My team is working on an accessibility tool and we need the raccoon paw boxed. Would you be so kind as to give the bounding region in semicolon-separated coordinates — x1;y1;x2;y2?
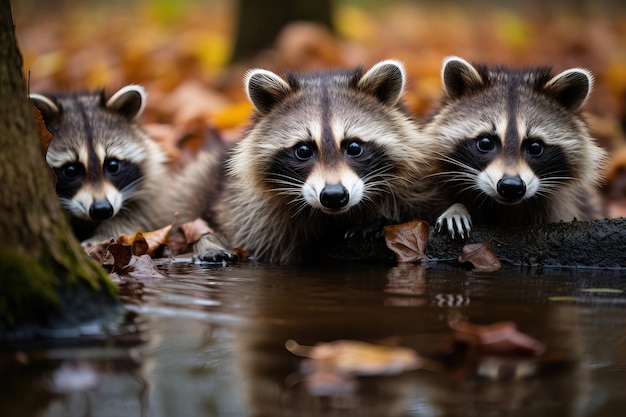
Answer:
191;233;238;264
193;249;239;265
435;203;472;239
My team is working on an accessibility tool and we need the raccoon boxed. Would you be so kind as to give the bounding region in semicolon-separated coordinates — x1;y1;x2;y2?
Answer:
29;85;169;244
424;56;607;238
190;60;434;264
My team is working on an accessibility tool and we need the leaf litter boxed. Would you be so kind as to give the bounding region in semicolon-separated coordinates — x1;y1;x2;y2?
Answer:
286;311;570;394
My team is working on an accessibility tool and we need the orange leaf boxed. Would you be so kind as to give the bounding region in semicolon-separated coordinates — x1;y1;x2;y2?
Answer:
117;228;149;256
143;223;174;256
286;339;423;376
383;219;429;263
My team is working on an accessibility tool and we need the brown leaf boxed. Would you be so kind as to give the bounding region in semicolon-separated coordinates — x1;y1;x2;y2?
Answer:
180;218;214;245
117;228;149;256
84;239;114;265
143;223;174;256
450;320;546;357
383;219;430;263
286;339;423;376
119;254;165;280
107;243;133;273
458;241;501;271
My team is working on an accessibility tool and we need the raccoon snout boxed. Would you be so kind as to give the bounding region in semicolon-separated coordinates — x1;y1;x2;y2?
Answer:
497;175;526;202
89;199;114;221
320;184;349;209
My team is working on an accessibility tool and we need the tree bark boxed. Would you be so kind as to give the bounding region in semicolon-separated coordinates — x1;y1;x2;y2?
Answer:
231;0;334;63
321;218;626;269
0;0;117;339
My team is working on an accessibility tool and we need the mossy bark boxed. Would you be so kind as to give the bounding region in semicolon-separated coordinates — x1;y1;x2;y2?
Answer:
0;0;117;334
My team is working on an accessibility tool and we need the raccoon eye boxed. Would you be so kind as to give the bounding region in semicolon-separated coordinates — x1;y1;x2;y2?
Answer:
105;158;122;174
345;141;363;158
476;137;496;153
526;140;544;157
294;144;314;160
61;163;82;179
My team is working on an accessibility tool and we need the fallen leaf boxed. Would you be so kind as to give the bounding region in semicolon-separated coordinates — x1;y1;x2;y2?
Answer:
286;339;423;376
383;219;429;263
84;239;114;265
119;254;165;280
117;228;149;256
211;100;253;131
142;222;174;256
458;241;501;271
180;217;214;245
107;243;133;273
449;320;545;357
230;247;250;261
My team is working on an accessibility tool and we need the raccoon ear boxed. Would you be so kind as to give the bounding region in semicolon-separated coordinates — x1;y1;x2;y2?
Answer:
245;69;292;115
357;60;406;105
441;56;484;100
543;68;593;111
29;93;60;126
106;85;146;120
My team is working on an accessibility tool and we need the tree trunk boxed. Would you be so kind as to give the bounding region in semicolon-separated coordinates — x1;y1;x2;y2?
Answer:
0;0;117;338
321;218;626;269
231;0;334;63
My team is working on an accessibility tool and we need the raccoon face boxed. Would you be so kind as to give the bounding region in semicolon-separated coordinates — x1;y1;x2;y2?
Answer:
239;60;414;215
51;156;143;221
431;56;593;205
31;86;148;223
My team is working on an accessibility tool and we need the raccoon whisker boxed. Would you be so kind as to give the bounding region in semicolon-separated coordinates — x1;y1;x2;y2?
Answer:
535;184;570;200
364;178;397;196
273;188;304;198
440;156;482;176
539;176;576;183
290;199;311;218
359;167;397;184
119;178;145;198
266;177;305;189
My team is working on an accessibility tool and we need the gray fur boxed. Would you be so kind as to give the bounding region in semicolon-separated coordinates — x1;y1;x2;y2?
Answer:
180;61;436;264
30;85;170;244
424;56;607;236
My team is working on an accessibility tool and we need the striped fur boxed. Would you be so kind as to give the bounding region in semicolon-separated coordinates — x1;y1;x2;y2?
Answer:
424;57;607;237
201;60;435;264
30;86;169;244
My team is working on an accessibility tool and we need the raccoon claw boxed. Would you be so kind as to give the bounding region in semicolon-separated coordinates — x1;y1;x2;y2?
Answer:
193;249;239;265
435;203;472;239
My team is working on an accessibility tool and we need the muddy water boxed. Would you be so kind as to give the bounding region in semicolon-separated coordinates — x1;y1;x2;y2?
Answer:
1;262;626;417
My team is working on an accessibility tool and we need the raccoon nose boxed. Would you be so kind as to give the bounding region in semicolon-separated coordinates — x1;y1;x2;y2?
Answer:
89;199;114;221
497;175;526;201
320;184;349;209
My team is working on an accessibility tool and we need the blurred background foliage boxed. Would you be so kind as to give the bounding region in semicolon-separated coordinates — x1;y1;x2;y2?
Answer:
12;0;626;212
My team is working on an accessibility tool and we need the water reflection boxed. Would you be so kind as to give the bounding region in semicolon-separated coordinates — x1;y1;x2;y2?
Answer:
1;262;625;416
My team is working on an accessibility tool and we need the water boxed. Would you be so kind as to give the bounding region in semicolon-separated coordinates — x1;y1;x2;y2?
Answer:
1;262;626;416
